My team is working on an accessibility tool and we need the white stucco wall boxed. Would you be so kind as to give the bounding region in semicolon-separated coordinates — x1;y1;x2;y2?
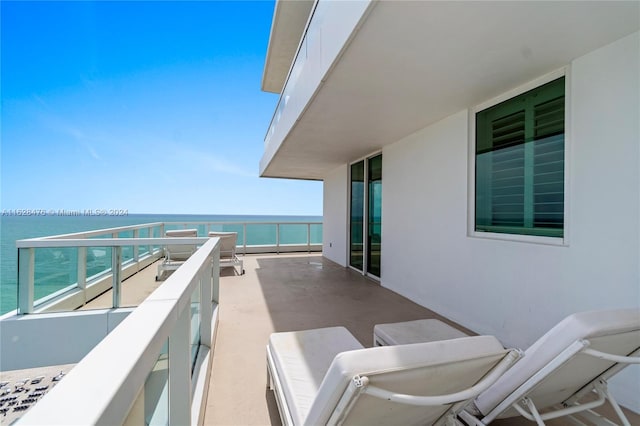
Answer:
322;164;348;266
375;33;638;410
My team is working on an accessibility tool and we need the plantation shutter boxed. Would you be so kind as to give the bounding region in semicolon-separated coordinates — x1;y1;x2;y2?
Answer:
476;77;564;237
532;92;564;230
489;110;526;228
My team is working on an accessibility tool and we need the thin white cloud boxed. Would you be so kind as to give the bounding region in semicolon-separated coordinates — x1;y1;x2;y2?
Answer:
35;109;102;161
84;143;101;160
169;145;255;178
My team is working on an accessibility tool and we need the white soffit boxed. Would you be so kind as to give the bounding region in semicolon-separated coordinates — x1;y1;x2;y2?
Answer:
262;1;639;180
262;0;314;94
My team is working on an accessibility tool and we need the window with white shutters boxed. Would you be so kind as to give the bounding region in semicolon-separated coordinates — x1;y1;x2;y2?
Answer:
475;77;565;238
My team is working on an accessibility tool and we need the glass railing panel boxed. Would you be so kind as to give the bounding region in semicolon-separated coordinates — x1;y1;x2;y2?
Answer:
86;245;113;280
310;223;323;245
138;228;150;257
163;224;181;233
33;247;78;306
213;223;245;244
190;281;201;368
152;226;162;253
118;230;134;264
245;223;276;246
144;340;169;426
279;223;307;245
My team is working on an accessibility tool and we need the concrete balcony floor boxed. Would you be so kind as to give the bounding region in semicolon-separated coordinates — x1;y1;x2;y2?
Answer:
202;253;640;425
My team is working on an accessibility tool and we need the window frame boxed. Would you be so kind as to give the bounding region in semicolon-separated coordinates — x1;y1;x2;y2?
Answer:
468;68;571;246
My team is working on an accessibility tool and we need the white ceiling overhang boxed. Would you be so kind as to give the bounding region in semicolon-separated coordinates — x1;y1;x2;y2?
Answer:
261;1;639;180
261;0;315;94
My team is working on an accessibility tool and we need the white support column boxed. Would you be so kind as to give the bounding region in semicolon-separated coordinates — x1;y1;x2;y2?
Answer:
18;248;35;314
200;268;213;348
148;226;154;255
168;307;191;426
212;247;220;304
77;247;87;305
133;229;140;262
243;223;247;255
112;246;122;308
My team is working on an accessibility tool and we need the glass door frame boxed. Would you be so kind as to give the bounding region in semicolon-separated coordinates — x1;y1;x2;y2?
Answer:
348;151;382;280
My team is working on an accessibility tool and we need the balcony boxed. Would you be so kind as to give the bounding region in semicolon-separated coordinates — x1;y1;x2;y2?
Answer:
0;221;320;425
7;244;639;424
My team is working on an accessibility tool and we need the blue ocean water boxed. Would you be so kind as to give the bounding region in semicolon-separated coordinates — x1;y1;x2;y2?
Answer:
0;214;322;314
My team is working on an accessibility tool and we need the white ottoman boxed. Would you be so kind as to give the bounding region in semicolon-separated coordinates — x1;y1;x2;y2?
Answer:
373;318;469;346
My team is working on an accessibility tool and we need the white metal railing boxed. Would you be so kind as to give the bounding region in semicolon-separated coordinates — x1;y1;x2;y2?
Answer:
17;237;221;425
11;221;321;315
160;221;323;254
16;236;208;314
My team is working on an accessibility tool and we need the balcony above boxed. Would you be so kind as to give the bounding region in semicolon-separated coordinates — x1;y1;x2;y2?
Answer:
260;0;639;180
261;0;314;94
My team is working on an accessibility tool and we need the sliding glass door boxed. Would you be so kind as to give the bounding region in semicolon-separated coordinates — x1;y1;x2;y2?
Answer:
349;154;382;278
349;161;365;271
367;155;382;276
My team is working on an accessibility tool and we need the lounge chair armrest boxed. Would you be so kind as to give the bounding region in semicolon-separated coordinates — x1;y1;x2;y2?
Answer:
359;349;522;407
582;345;640;364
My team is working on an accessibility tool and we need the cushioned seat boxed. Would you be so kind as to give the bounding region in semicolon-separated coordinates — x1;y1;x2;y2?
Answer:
460;308;640;425
156;229;198;281
267;327;363;425
208;231;244;275
374;318;469;346
267;326;520;426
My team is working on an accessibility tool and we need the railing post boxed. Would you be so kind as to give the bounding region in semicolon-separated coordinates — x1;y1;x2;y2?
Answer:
276;223;280;254
77;247;87;305
243;223;247;255
18;248;35;314
200;270;212;348
148;226;154;256
112;246;122;308
307;223;311;253
133;229;140;262
168;307;191;425
212;246;220;304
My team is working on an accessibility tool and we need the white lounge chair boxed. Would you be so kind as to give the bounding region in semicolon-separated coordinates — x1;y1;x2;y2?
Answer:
208;231;244;275
155;228;198;281
266;326;520;426
459;308;640;426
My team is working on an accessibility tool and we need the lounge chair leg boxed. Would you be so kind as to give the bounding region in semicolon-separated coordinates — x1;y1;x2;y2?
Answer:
457;410;487;426
522;397;546;426
443;412;465;426
596;380;631;426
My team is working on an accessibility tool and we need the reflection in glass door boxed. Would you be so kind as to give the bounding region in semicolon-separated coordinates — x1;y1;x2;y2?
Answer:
349;161;364;271
349;154;382;278
367;155;382;277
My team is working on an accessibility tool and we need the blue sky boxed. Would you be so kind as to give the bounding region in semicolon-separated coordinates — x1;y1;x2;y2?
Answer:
1;1;322;216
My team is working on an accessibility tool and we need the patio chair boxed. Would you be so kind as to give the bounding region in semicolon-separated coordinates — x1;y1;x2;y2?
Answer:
266;326;521;426
208;231;244;275
155;229;198;281
458;308;640;426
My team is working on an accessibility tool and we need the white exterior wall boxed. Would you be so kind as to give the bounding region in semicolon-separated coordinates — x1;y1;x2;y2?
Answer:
0;309;131;370
318;34;639;409
323;164;348;266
